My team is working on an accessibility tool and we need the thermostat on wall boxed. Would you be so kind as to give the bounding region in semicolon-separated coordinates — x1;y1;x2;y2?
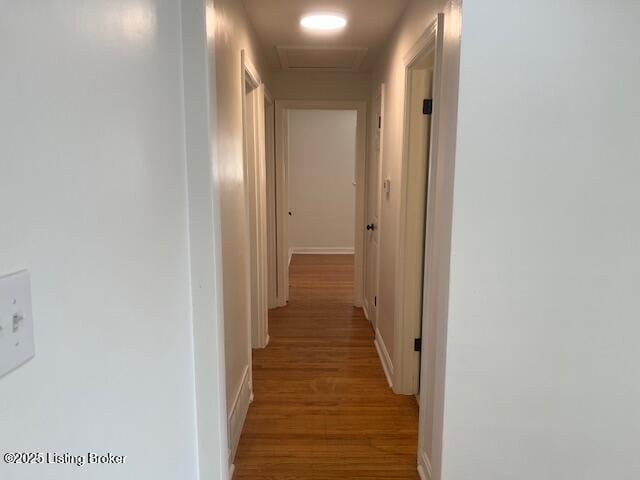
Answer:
0;270;35;378
383;178;391;195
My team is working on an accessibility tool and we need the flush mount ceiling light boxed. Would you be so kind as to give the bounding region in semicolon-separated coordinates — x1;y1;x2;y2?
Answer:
300;13;347;32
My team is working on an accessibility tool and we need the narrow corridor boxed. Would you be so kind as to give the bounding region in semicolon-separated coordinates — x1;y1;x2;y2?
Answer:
234;255;420;479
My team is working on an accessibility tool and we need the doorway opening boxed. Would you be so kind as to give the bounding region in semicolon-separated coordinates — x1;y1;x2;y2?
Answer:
396;15;454;480
288;109;357;264
394;38;437;397
274;100;367;308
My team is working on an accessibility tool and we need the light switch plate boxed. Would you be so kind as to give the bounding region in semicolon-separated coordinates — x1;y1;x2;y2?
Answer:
0;270;35;378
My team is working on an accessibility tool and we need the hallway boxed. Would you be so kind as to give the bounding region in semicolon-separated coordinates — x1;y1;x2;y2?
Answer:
234;255;420;479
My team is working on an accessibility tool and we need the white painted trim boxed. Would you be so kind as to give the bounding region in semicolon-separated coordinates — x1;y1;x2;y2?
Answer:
263;86;274;104
227;365;253;465
242;50;261;89
374;329;394;389
275;105;290;307
416;6;462;480
418;451;433;480
288;247;293;267
290;247;355;255
418;464;429;480
393;17;439;396
404;20;439;66
242;51;269;349
265;90;278;310
275;99;367;308
229;464;235;479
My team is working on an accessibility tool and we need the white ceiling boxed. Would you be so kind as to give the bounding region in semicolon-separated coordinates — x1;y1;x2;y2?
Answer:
241;0;411;72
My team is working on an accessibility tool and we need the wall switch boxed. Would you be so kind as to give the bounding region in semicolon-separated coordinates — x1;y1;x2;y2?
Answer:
0;271;35;378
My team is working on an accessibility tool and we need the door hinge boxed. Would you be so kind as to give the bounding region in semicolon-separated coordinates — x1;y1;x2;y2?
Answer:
423;99;433;115
414;338;422;352
378;116;382;128
374;296;377;307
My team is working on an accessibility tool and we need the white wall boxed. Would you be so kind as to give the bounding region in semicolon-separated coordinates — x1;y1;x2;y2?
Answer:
288;110;358;253
208;0;270;462
441;1;640;479
181;0;229;478
0;1;217;478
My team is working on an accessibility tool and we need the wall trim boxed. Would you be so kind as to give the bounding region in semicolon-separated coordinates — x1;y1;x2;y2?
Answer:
265;91;279;310
290;247;355;255
228;366;253;465
374;329;394;389
229;464;236;479
242;49;270;349
418;451;433;480
414;7;462;480
404;19;439;66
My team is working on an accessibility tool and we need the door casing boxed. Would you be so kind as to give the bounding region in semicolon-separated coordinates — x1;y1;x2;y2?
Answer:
242;51;269;351
264;89;278;310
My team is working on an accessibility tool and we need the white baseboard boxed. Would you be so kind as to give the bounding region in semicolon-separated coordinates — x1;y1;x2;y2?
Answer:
252;331;270;350
362;300;370;321
418;451;433;480
290;246;355;255
229;463;235;479
374;329;394;389
228;365;252;465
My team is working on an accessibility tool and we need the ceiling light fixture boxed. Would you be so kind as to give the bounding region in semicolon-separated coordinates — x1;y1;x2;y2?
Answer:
300;13;347;32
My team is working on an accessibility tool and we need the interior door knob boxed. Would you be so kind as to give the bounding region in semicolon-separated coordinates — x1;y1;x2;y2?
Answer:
366;224;376;231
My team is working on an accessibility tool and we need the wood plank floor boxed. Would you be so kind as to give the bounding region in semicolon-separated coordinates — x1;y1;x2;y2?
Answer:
234;254;419;479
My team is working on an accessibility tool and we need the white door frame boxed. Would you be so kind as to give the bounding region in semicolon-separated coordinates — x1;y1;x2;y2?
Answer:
413;8;461;480
273;100;289;307
264;88;279;309
275;100;367;307
393;18;439;397
242;50;269;351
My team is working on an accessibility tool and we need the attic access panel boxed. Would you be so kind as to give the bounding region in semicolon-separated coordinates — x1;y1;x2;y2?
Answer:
277;45;368;72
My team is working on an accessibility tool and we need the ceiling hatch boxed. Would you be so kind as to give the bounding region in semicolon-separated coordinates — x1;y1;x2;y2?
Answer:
276;46;368;72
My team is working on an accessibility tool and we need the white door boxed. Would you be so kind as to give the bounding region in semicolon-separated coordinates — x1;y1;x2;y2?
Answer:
364;87;384;326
